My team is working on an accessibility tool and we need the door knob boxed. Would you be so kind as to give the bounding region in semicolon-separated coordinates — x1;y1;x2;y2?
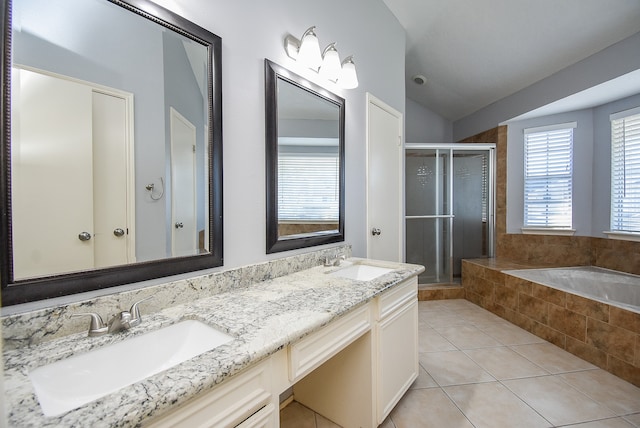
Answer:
78;232;92;241
371;228;381;236
113;228;125;237
175;222;184;229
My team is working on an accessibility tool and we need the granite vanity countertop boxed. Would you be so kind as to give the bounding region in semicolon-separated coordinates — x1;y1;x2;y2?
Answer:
3;258;424;427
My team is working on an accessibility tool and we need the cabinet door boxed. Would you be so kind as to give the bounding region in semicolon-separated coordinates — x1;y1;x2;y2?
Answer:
377;299;418;423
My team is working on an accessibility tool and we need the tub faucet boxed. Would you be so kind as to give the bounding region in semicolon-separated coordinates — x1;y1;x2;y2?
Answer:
324;255;346;267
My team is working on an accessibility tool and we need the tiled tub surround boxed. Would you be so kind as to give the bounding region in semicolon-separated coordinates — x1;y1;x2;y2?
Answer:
462;258;640;387
2;253;423;427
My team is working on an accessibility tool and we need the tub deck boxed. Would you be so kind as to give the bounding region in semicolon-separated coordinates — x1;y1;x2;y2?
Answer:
462;258;640;387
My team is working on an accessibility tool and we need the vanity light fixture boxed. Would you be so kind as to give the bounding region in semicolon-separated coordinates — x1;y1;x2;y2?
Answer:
284;27;358;89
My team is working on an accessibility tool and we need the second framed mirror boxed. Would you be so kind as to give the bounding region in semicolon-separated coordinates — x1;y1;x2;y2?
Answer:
265;60;345;253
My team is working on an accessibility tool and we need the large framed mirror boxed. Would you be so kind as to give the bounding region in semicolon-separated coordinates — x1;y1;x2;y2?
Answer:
1;0;223;306
265;60;345;253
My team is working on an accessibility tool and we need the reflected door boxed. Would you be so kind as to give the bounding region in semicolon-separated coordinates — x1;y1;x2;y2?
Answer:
170;108;197;257
11;68;132;278
405;145;494;285
11;68;95;279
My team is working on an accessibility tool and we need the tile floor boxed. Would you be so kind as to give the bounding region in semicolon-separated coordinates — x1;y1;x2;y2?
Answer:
280;299;640;428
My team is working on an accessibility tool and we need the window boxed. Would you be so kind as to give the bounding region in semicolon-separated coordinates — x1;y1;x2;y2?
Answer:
278;141;340;222
523;123;575;229
610;107;640;233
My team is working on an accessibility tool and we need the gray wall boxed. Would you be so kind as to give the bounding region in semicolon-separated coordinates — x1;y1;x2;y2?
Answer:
505;110;594;235
154;0;406;267
453;31;640;141
505;92;640;237
406;98;453;143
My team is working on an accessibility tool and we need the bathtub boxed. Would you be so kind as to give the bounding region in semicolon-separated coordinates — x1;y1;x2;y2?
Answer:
503;266;640;314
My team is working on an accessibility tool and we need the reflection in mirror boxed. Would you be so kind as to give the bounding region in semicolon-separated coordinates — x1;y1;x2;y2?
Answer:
1;0;223;306
265;60;345;253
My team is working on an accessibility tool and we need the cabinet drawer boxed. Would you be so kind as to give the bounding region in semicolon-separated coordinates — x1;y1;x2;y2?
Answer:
146;358;272;428
288;304;371;382
235;403;276;428
377;277;417;320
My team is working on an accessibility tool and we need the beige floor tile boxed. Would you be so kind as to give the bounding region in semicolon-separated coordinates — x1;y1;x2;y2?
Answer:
433;324;502;349
464;346;549;380
560;370;640;415
418;325;457;352
280;401;316;428
511;342;597;373
420;311;469;328
624;413;640;427
503;375;615;426
456;308;505;325
315;413;341;428
389;388;474;428
563;417;636;427
419;350;495;386
444;381;552;428
411;364;439;389
417;301;448;312
435;299;479;311
378;415;396;428
477;321;547;345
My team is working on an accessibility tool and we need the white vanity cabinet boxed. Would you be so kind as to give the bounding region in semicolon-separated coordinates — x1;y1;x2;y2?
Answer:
375;277;419;424
145;357;277;428
146;275;419;428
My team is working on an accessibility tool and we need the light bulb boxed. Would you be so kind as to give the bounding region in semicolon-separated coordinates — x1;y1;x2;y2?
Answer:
339;56;358;89
297;26;322;70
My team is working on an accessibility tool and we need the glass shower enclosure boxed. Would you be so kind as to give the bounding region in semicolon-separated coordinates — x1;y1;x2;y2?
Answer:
405;144;495;285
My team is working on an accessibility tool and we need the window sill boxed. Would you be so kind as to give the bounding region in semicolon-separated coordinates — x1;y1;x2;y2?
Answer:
521;227;576;236
603;231;640;242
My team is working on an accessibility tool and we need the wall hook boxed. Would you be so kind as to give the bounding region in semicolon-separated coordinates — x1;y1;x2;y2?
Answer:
146;177;165;201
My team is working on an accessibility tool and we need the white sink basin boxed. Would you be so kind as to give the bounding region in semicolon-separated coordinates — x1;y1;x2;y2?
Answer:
29;320;233;417
330;264;394;281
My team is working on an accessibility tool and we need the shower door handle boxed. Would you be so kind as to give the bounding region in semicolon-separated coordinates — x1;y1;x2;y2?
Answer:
371;228;381;236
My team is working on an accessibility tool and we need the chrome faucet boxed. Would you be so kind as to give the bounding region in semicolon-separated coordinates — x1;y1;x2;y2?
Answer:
324;255;346;267
72;296;152;337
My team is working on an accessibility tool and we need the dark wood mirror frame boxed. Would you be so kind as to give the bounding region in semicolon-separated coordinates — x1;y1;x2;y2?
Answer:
264;60;345;254
0;0;223;306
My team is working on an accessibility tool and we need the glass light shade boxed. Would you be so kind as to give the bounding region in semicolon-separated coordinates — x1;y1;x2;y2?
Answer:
340;56;358;89
320;43;341;82
297;27;322;70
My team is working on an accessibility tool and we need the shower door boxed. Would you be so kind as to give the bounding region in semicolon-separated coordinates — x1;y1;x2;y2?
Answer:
405;144;494;285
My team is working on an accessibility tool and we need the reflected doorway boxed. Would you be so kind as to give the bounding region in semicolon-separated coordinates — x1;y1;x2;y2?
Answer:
405;144;495;285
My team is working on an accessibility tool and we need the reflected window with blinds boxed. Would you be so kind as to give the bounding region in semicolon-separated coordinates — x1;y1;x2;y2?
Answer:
277;138;340;222
523;122;575;229
610;107;640;233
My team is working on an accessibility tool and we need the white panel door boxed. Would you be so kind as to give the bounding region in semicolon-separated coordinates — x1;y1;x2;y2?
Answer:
11;68;95;279
366;94;403;262
170;108;197;257
92;91;131;268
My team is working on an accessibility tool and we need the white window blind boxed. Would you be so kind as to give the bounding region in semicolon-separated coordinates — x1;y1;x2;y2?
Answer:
524;124;574;228
278;152;339;221
611;108;640;233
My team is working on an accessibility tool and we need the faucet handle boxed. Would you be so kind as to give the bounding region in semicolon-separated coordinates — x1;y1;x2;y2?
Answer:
71;312;108;337
128;296;153;327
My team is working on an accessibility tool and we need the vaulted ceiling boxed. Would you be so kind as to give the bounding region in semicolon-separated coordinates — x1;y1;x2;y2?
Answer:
382;0;640;121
